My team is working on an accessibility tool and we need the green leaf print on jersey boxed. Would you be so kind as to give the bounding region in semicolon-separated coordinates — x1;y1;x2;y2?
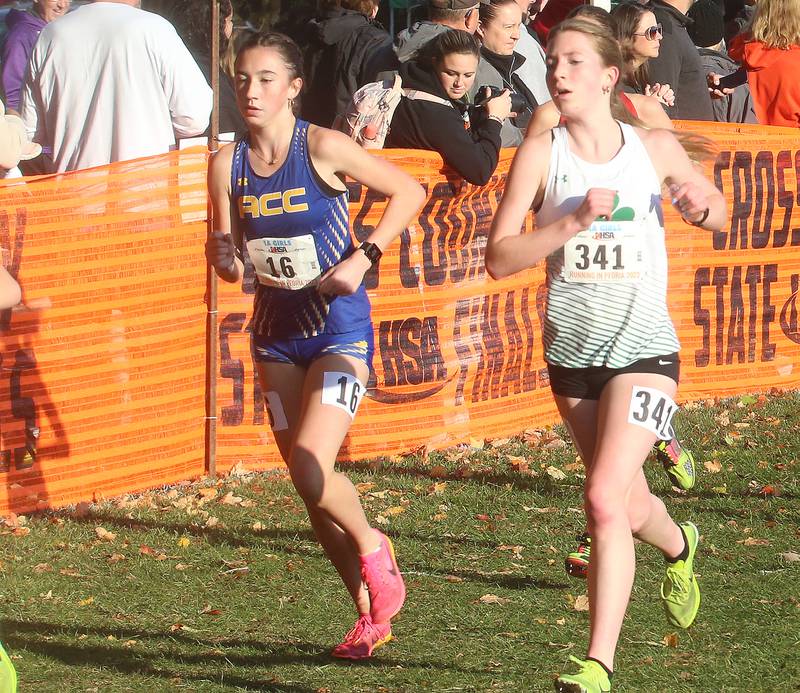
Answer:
595;193;636;222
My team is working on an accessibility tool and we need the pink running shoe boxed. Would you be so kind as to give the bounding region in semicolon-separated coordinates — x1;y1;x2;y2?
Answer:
330;614;392;660
360;529;406;624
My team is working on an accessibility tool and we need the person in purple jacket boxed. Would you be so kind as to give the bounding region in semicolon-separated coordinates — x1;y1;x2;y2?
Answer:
2;0;70;111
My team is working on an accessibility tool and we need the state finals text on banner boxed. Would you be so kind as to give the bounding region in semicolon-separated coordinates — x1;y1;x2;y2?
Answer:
1;122;799;513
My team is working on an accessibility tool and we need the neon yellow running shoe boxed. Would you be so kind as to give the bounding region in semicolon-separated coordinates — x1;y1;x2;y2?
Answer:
0;641;17;693
655;438;696;490
555;656;611;693
661;521;701;629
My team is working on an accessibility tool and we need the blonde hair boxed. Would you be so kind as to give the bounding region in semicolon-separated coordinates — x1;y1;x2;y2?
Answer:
750;0;800;49
549;18;716;164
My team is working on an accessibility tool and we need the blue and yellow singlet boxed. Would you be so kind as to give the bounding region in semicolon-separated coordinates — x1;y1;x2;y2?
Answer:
231;119;371;339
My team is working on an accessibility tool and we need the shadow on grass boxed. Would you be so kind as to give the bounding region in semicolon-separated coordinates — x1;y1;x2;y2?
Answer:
338;459;580;496
400;562;571;590
4;618;484;686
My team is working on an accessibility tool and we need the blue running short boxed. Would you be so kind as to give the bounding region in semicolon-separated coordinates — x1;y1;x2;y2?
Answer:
252;323;374;370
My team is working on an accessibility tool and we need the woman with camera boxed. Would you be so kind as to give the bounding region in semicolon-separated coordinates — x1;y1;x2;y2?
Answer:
471;0;539;146
385;30;512;185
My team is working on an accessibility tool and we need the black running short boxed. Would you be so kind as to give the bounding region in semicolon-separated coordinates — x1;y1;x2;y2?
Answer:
547;353;680;400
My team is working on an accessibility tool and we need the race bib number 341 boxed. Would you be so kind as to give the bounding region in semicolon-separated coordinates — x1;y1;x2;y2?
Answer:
563;221;644;283
627;386;677;440
246;234;321;290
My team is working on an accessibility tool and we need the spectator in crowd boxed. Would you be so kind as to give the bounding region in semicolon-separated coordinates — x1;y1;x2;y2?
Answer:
528;7;673;140
647;0;715;120
511;0;550;105
472;0;537;146
728;0;800;127
2;0;70;112
612;3;675;108
394;0;480;63
302;0;392;128
20;0;212;173
149;0;246;140
688;0;757;123
385;30;510;185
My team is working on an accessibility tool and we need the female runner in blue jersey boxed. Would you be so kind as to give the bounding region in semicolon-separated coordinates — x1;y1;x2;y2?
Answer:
205;32;425;660
485;19;725;692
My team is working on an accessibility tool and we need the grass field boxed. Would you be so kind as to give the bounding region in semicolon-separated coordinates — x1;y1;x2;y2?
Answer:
1;392;799;692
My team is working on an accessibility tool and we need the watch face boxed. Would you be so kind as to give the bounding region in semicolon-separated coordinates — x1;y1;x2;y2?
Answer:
361;242;382;264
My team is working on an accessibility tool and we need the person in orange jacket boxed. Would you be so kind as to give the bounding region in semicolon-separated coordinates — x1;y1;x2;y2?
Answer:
728;0;800;127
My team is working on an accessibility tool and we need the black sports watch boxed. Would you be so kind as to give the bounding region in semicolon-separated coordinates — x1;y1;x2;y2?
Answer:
358;241;383;265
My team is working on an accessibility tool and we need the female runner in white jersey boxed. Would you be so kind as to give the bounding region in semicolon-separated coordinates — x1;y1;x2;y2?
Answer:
485;18;725;693
205;32;425;660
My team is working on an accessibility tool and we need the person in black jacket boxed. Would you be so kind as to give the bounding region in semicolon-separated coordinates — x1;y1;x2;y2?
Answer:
385;30;512;186
302;0;394;128
646;0;714;120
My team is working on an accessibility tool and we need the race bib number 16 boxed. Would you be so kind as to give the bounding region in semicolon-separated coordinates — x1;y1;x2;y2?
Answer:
246;234;321;290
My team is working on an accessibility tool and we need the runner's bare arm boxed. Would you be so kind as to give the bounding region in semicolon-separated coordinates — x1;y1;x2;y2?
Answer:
642;128;726;230
309;126;426;295
206;144;243;283
486;132;615;280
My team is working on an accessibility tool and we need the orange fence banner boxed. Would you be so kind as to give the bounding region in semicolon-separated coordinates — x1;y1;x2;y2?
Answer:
216;123;800;472
1;123;800;513
0;148;210;514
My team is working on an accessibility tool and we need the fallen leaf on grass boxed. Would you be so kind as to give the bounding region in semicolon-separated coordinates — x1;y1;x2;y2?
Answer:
663;632;679;648
780;552;800;562
445;575;464;583
738;537;770;546
139;545;168;560
12;527;30;537
384;505;406;516
59;567;83;577
252;521;265;531
355;482;375;494
204;516;220;528
107;553;126;564
220;492;243;506
427;481;447;495
197;487;218;502
523;506;559;513
78;596;94;606
546;466;567;481
175;563;189;571
573;595;589;612
711;485;728;495
431;513;448;521
200;605;222;616
704;460;722;474
33;563;51;573
478;594;510;605
94;527;116;542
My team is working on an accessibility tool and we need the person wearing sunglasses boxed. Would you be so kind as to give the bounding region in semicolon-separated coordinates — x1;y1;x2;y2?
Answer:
645;0;714;120
612;3;674;108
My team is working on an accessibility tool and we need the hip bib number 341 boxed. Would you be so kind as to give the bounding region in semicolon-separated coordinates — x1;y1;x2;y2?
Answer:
247;234;321;290
563;221;644;283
